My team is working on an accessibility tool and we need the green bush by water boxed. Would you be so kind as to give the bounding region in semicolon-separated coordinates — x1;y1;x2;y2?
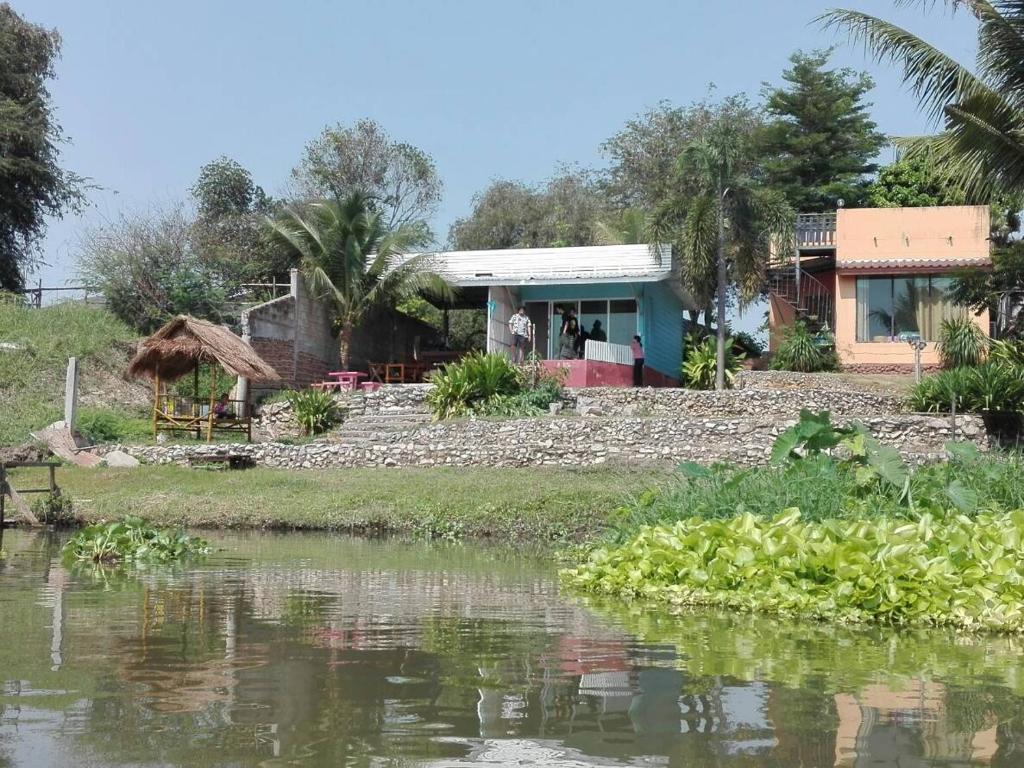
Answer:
63;517;209;564
566;411;1024;631
563;508;1024;631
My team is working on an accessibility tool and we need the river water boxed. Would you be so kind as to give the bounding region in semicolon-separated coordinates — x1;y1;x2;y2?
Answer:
1;530;1023;767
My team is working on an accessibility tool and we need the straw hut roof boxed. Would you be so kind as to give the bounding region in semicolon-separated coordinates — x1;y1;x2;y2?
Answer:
127;315;281;383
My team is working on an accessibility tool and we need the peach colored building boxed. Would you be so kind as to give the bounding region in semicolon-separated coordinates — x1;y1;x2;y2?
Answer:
769;206;992;372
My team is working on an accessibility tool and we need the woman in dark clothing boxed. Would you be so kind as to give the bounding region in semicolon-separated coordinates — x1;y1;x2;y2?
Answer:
631;335;644;386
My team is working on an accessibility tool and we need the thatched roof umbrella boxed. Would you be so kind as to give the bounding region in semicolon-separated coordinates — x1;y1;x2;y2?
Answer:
128;315;280;441
128;315;280;383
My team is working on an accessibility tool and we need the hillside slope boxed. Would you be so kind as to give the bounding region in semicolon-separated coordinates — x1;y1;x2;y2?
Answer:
0;301;147;446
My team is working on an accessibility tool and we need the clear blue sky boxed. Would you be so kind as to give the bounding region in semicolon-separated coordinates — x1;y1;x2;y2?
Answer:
17;0;977;292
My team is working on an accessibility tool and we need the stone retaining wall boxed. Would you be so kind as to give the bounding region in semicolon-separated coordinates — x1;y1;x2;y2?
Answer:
568;386;904;418
120;413;982;470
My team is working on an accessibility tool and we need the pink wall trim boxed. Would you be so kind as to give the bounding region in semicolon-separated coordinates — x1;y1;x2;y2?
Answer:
540;359;679;387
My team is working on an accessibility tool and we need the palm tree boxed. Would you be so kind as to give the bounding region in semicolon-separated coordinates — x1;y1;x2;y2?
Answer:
652;121;793;389
820;1;1024;200
266;192;451;368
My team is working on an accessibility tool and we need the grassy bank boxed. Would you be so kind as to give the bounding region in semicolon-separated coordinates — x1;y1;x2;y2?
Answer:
29;465;670;542
0;302;142;446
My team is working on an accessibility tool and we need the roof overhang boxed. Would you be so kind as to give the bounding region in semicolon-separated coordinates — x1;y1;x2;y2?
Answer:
836;256;991;274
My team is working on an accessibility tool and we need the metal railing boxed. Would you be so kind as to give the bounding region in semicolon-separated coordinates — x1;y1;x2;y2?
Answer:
768;267;834;332
584;339;632;366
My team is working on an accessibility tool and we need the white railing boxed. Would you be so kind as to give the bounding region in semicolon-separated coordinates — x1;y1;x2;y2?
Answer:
584;339;632;366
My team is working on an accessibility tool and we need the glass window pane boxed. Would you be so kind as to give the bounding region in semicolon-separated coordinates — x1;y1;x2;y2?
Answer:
579;301;607;346
892;277;925;340
608;300;637;346
856;277;894;342
929;276;964;341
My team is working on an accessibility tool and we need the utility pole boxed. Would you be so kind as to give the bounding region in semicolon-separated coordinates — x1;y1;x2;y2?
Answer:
715;173;729;391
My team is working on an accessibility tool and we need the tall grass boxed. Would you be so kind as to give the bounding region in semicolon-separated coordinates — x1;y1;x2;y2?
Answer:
0;301;138;445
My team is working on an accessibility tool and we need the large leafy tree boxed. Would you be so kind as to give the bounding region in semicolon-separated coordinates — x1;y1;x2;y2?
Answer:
867;153;966;208
652;118;793;389
0;3;85;290
821;0;1024;200
291;119;442;231
601;95;761;211
267;192;450;367
759;50;886;211
190;157;291;285
448;168;608;250
77;206;227;333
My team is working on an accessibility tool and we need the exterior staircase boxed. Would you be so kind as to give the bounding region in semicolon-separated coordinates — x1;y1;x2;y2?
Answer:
327;411;433;447
767;267;834;334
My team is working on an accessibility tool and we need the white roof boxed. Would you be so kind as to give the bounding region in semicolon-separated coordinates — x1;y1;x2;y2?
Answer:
424;243;674;286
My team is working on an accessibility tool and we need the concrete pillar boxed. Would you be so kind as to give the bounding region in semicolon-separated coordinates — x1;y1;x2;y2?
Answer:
64;357;79;430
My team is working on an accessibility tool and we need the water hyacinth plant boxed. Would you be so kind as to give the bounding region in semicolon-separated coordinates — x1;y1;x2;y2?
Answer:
64;517;210;564
562;509;1024;631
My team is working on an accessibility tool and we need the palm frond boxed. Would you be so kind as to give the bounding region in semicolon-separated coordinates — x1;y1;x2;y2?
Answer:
819;9;997;123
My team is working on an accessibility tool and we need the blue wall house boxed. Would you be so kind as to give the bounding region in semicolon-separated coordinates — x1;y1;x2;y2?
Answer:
428;244;694;383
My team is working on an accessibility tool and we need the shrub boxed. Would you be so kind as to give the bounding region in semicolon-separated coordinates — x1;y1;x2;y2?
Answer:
939;316;987;368
909;362;1024;413
681;333;743;389
562;508;1024;630
76;407;151;444
427;352;523;419
770;321;839;372
63;517;209;564
31;493;76;527
284;389;339;435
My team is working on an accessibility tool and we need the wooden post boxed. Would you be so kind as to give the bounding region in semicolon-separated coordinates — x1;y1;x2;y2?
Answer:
1;464;6;542
152;369;160;438
194;364;201;440
206;367;218;442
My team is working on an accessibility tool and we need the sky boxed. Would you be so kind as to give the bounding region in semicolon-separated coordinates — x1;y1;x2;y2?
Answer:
17;0;978;303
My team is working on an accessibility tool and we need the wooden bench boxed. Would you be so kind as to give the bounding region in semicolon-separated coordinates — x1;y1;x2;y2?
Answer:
186;454;255;470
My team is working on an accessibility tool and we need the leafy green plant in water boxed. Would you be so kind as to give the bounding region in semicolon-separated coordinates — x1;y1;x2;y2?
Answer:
681;333;743;390
284;389;339;435
31;492;76;527
562;507;1024;631
939;316;987;369
63;517;210;564
770;321;839;373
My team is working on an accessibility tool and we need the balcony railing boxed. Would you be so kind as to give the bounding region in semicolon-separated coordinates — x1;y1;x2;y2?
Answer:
795;213;836;250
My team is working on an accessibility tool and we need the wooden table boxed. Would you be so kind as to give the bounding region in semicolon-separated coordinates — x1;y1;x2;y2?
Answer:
327;370;367;391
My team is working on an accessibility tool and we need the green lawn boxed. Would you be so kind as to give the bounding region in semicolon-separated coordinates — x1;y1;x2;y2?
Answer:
20;464;671;542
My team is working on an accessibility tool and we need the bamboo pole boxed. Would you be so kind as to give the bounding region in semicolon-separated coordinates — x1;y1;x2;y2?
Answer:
206;366;218;442
152;370;160;438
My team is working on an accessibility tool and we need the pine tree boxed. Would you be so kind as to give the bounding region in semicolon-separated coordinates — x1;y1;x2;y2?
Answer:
759;50;886;212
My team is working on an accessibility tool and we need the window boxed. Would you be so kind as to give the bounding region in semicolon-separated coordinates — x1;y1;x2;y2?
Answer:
855;276;965;342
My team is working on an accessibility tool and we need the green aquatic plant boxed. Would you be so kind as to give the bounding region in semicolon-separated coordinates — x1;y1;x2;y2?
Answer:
563;508;1024;632
63;517;209;564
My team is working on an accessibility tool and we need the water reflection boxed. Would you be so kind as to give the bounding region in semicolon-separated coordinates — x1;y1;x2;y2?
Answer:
1;530;1023;767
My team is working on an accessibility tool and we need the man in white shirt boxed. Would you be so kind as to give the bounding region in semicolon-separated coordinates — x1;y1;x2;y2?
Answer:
508;306;531;364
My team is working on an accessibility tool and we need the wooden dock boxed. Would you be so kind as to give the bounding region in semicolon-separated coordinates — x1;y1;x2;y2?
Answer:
0;461;62;529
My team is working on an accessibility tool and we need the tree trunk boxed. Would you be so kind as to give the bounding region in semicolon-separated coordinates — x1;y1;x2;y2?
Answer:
715;175;728;391
338;322;353;370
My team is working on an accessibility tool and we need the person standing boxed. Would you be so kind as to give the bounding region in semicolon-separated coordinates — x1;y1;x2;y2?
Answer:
508;305;531;364
631;335;644;387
